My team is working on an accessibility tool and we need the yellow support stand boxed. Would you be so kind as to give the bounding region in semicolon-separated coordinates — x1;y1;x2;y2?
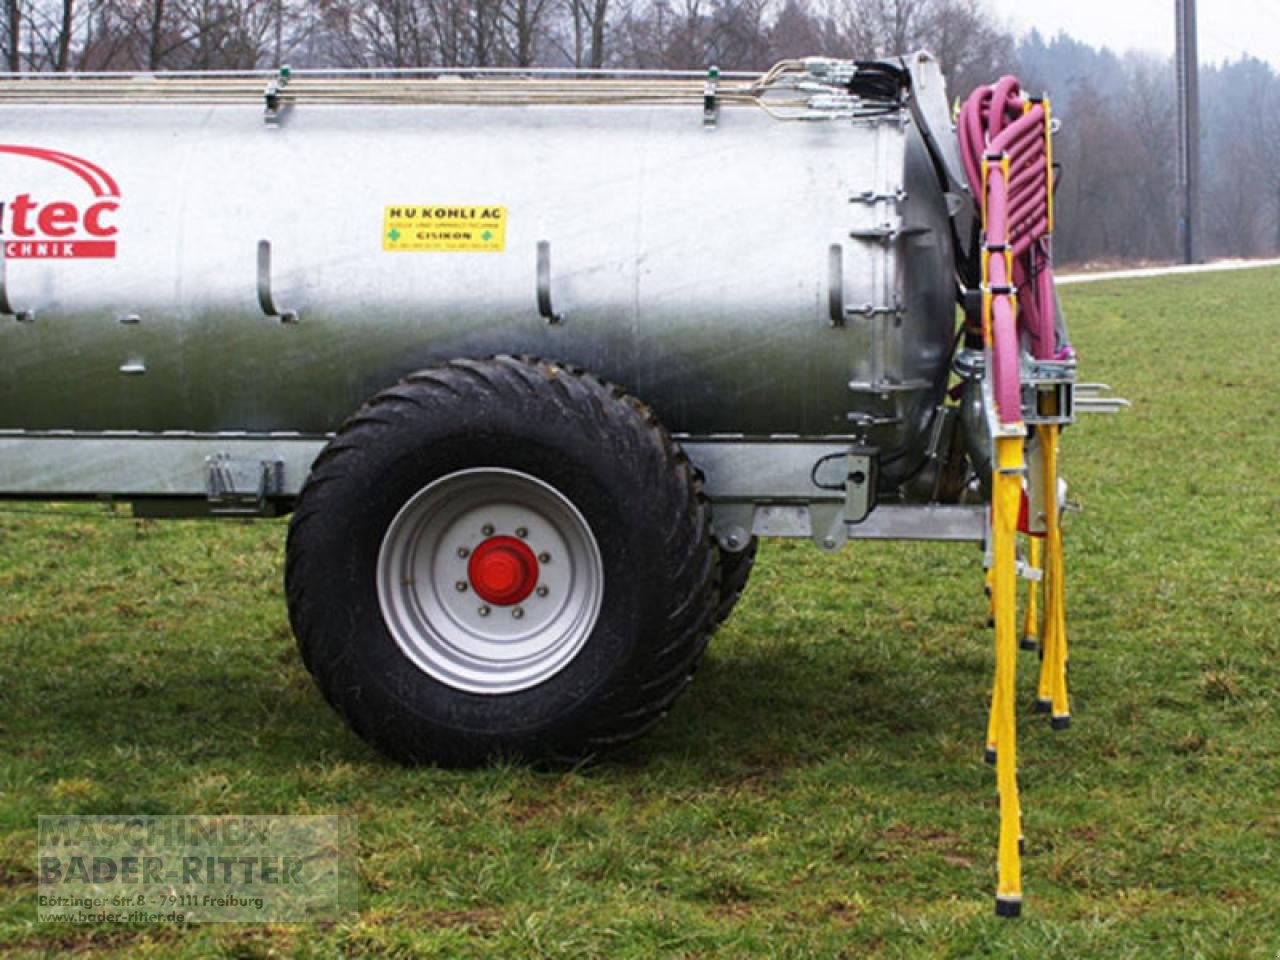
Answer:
1034;417;1070;728
987;524;1042;761
1020;536;1041;652
984;588;998;764
991;434;1024;917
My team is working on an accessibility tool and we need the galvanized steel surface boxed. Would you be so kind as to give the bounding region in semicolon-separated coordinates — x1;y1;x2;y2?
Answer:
0;79;954;474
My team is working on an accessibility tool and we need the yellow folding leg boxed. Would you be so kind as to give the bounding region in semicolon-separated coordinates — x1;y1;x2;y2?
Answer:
988;533;1042;760
982;557;1001;763
991;435;1023;916
1035;420;1070;728
984;616;999;765
1020;536;1041;651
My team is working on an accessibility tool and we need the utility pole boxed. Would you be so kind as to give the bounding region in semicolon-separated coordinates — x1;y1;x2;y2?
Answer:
1175;0;1201;263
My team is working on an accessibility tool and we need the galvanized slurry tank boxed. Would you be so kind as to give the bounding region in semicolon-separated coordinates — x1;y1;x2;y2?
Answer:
0;54;1124;911
0;69;952;454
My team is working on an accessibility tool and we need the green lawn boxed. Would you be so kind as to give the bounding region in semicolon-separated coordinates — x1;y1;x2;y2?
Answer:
1;268;1278;958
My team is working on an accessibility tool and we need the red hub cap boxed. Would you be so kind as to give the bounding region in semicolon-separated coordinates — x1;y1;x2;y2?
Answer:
467;536;539;606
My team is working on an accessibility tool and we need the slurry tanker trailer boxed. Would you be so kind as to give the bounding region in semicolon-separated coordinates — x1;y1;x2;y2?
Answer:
0;54;1123;912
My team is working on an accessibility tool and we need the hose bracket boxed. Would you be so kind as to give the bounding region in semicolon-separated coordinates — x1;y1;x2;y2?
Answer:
264;65;292;127
703;65;720;127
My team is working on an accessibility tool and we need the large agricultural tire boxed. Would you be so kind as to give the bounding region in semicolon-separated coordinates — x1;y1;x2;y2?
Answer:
285;356;718;766
713;538;758;626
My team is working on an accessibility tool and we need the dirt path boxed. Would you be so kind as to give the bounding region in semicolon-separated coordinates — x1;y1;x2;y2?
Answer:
1056;258;1280;285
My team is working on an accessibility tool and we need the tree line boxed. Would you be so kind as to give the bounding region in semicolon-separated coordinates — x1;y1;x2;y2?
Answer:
1;0;1277;264
1018;30;1280;265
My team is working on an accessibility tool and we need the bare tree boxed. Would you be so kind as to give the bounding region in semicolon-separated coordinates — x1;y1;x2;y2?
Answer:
340;0;431;66
615;0;712;69
562;0;610;68
767;0;820;62
422;0;458;64
1123;55;1177;259
1244;68;1280;252
25;0;77;70
147;0;166;67
58;0;72;66
4;0;22;70
824;0;924;60
821;0;1012;96
41;0;76;69
920;0;1011;99
468;0;503;65
1045;78;1100;261
501;0;555;66
707;0;770;69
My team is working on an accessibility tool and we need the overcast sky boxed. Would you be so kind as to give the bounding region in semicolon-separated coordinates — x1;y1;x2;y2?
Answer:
986;0;1280;69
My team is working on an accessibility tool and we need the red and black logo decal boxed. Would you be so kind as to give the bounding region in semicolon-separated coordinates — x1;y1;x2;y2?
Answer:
0;145;120;259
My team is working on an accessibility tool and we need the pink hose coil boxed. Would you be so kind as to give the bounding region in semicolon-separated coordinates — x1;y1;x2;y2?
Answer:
959;78;1066;425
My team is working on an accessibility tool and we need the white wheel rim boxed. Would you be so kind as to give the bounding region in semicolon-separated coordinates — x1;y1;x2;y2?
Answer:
376;467;604;694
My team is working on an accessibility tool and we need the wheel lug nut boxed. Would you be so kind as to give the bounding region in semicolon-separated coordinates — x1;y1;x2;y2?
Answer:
481;524;495;536
536;585;549;597
455;581;468;592
516;526;529;538
478;605;491;617
512;607;524;619
457;546;470;558
538;552;551;563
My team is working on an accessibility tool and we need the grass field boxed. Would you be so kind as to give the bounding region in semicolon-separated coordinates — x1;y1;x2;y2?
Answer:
1;268;1278;958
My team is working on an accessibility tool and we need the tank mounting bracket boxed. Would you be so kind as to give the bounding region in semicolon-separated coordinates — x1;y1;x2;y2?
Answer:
206;453;285;515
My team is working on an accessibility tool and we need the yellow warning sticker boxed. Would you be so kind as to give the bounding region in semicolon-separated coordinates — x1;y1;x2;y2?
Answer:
383;205;506;252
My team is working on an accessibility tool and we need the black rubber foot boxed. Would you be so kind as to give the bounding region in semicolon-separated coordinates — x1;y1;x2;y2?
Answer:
986;617;995;629
1020;635;1038;651
995;897;1022;918
1051;715;1072;731
1033;698;1051;714
1018;836;1025;856
983;746;996;765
